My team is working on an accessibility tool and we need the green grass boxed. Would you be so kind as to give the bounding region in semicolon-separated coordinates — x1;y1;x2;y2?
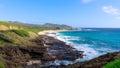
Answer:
16;65;21;68
25;27;50;33
0;30;29;37
0;21;22;29
0;53;3;57
9;30;29;37
0;21;64;46
0;30;32;46
0;21;15;27
0;61;5;68
103;58;120;68
0;33;14;43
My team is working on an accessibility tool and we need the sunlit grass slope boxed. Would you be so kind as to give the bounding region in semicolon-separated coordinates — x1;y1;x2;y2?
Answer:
103;58;120;68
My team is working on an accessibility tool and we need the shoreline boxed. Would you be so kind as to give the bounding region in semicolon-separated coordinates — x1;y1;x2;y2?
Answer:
38;30;68;35
35;35;120;68
40;35;84;66
38;29;72;46
38;30;120;68
59;51;120;68
38;30;86;66
0;31;120;68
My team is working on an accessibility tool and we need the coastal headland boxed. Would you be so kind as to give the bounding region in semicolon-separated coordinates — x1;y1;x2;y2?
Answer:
0;21;120;68
1;31;120;68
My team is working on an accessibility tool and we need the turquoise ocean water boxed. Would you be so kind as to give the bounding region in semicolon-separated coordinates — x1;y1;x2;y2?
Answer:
57;28;120;62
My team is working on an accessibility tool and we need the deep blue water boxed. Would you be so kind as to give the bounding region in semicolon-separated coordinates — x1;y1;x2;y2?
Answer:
57;28;120;61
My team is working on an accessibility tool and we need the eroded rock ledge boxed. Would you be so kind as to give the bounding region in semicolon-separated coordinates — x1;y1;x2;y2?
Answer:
58;52;120;68
0;46;47;68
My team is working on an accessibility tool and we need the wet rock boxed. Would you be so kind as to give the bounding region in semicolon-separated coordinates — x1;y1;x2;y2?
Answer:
42;35;84;61
59;52;120;68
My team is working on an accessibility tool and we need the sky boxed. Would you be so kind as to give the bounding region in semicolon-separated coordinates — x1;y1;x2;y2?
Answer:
0;0;120;28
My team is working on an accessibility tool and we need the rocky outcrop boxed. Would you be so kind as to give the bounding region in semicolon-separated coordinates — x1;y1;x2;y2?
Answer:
58;52;120;68
0;35;120;68
0;35;84;68
41;35;83;61
0;45;47;68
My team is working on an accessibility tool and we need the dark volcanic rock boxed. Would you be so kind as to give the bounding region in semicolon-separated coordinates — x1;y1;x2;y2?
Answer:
58;52;120;68
0;45;47;68
42;35;84;61
2;35;119;68
31;36;44;46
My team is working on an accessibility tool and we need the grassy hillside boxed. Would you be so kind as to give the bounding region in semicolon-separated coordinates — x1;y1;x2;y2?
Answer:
0;21;73;46
0;21;38;46
103;58;120;68
0;21;15;26
0;30;38;46
0;21;22;29
8;21;50;33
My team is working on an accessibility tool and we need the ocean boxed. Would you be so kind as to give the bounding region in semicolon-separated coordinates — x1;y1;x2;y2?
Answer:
57;28;120;62
45;28;120;65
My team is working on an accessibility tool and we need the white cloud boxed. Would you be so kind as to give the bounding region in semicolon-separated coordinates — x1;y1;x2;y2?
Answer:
82;0;93;3
102;6;120;20
102;6;120;15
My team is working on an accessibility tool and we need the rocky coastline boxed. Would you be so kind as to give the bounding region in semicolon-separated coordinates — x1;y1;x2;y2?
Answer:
0;35;120;68
59;52;120;68
0;35;83;68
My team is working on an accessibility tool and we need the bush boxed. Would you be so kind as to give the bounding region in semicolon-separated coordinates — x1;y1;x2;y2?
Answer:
103;58;120;68
0;61;5;68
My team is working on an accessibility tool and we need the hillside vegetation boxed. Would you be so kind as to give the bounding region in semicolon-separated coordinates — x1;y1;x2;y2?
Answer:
0;21;38;46
0;30;36;46
0;61;5;68
103;58;120;68
9;21;73;33
0;21;74;68
0;21;120;68
0;21;73;46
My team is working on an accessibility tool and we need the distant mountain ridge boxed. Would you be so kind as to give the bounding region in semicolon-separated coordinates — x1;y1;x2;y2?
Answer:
9;21;73;30
42;23;72;29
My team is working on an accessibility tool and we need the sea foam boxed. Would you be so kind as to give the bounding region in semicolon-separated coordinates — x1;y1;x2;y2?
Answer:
55;33;108;62
48;33;100;61
46;30;119;65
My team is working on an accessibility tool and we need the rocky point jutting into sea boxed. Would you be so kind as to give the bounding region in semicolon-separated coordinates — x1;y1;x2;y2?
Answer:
0;34;120;68
0;34;83;68
28;35;84;67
